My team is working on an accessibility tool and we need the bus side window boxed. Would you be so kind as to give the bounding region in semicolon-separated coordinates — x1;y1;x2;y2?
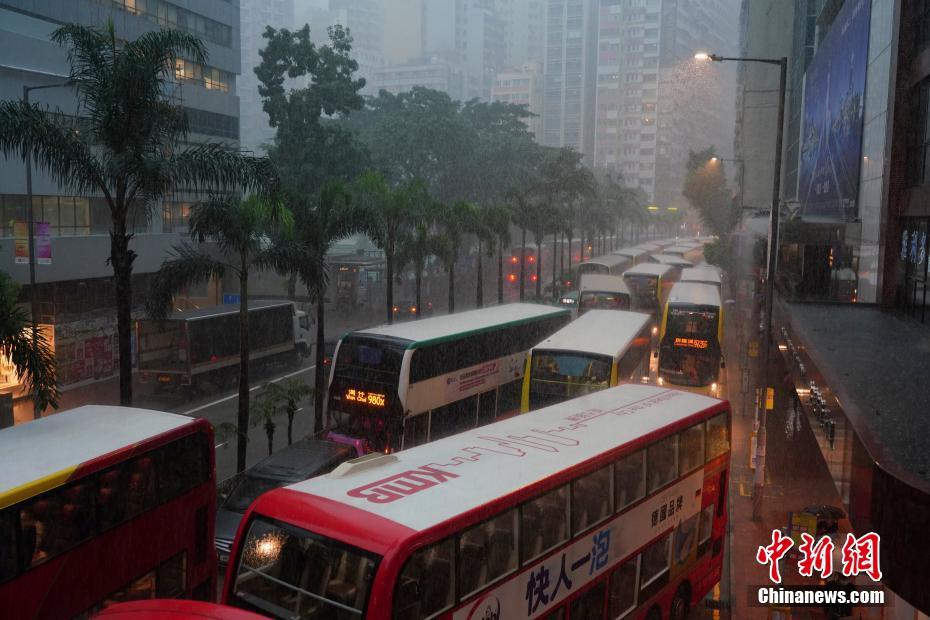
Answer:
678;424;705;475
615;450;646;511
497;379;523;416
402;415;428;450
646;435;679;493
393;539;455;619
520;485;568;564
705;413;730;462
458;509;517;597
0;508;19;582
571;465;612;534
608;558;638;618
156;432;210;503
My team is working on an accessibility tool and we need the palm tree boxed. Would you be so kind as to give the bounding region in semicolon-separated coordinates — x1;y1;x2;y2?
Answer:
471;203;503;308
436;201;475;313
278;182;363;432
252;384;283;456
147;195;289;474
396;201;439;318
0;272;58;412
482;203;512;305
264;378;313;446
0;24;270;406
508;191;535;302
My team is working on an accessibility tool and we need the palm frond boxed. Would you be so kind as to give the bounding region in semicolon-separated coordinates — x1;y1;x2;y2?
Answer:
170;144;278;196
146;245;228;320
0;324;59;412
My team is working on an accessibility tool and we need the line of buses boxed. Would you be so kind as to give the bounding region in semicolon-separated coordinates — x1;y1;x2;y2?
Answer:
0;239;730;620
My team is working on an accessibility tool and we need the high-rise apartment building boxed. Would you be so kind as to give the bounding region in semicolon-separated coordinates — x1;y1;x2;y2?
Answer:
542;0;599;162
496;0;546;67
490;61;544;137
591;0;737;208
0;0;240;396
240;0;293;153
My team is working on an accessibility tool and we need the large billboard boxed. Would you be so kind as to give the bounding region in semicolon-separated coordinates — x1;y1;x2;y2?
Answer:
798;0;871;221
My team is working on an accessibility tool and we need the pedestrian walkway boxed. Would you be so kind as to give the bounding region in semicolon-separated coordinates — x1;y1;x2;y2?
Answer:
712;280;854;620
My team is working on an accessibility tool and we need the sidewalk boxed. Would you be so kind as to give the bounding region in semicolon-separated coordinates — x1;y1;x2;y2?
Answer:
721;282;851;619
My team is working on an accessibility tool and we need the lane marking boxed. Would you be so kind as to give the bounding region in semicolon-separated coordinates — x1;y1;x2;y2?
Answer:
182;365;316;415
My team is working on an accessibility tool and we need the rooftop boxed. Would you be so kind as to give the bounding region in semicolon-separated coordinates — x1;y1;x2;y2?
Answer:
531;310;651;357
681;266;722;286
787;303;930;481
579;273;630;294
624;263;673;278
668;282;721;307
354;303;568;347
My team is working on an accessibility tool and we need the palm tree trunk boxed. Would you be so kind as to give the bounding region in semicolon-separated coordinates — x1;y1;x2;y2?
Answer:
476;241;483;308
236;266;249;474
313;291;326;433
265;420;274;456
559;230;565;284
287;411;295;445
497;240;503;305
551;232;558;300
287;273;297;300
415;265;423;318
567;234;573;275
535;245;542;299
385;250;394;325
448;260;455;313
519;227;527;301
111;227;134;406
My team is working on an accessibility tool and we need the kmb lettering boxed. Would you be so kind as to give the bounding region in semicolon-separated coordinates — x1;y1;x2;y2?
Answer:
347;466;459;503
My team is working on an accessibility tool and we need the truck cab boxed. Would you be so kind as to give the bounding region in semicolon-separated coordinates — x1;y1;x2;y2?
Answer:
293;308;312;358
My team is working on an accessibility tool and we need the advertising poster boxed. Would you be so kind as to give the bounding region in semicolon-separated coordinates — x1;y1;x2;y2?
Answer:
798;0;871;221
13;221;27;264
36;221;51;265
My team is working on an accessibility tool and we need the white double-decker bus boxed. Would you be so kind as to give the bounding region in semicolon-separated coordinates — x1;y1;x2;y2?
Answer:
680;266;722;292
224;384;731;620
326;304;570;453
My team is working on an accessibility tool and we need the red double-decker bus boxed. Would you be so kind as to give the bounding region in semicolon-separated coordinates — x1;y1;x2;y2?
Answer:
223;384;730;620
0;406;216;619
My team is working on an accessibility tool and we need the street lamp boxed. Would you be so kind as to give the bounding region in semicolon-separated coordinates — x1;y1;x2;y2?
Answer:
22;78;75;418
696;51;788;522
708;156;746;209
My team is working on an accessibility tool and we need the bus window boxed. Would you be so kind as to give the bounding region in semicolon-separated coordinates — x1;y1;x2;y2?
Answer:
646;435;679;493
674;514;699;567
19;480;98;568
402;414;429;450
520;486;568;563
529;352;611;410
705;413;729;461
542;609;565;620
430;396;478;441
698;505;715;546
458;509;518;597
572;465;612;534
608;559;638;618
570;580;605;619
156;432;210;502
234;518;379;619
393;539;454;619
579;292;629;312
615;450;646;511
477;389;497;426
640;534;671;591
497;379;523;416
678;424;705;475
0;509;19;583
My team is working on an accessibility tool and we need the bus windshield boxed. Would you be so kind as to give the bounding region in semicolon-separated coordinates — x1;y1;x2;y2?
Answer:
232;518;379;619
660;307;721;386
529;350;612;409
624;275;659;310
578;292;630;312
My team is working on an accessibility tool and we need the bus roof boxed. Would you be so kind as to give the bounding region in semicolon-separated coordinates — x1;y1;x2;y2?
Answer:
664;245;697;255
634;242;663;252
277;384;724;533
0;406;195;505
681;266;721;286
352;303;569;348
579;273;629;295
623;263;673;278
667;282;722;307
579;254;629;270
651;254;693;267
154;299;292;322
531;310;651;358
611;247;649;259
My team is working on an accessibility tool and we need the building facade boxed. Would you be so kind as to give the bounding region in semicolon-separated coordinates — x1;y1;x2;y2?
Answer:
542;0;599;161
490;61;544;137
0;0;240;396
370;54;467;101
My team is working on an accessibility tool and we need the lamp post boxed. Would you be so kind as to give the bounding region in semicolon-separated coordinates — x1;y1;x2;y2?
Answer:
709;156;746;209
696;51;787;522
22;79;74;418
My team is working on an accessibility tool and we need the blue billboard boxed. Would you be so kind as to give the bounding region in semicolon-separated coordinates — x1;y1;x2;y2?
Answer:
798;0;871;221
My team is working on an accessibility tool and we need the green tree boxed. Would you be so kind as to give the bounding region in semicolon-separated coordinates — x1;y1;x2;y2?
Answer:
482;203;513;305
396;200;440;318
0;272;58;411
683;147;739;238
147;195;289;473
470;203;501;308
263;378;314;446
435;201;476;313
252;384;283;456
0;24;269;406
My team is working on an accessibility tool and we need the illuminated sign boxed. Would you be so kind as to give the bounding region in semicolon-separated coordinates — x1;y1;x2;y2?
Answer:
674;337;708;349
345;388;387;407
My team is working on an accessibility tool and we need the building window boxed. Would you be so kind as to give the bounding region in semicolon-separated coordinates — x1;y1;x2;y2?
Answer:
184;108;239;140
174;59;232;93
909;78;930;186
103;0;233;48
897;217;930;322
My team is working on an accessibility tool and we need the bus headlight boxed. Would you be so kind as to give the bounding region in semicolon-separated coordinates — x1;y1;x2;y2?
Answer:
652;326;658;335
711;382;718;394
640;376;650;384
657;377;664;386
